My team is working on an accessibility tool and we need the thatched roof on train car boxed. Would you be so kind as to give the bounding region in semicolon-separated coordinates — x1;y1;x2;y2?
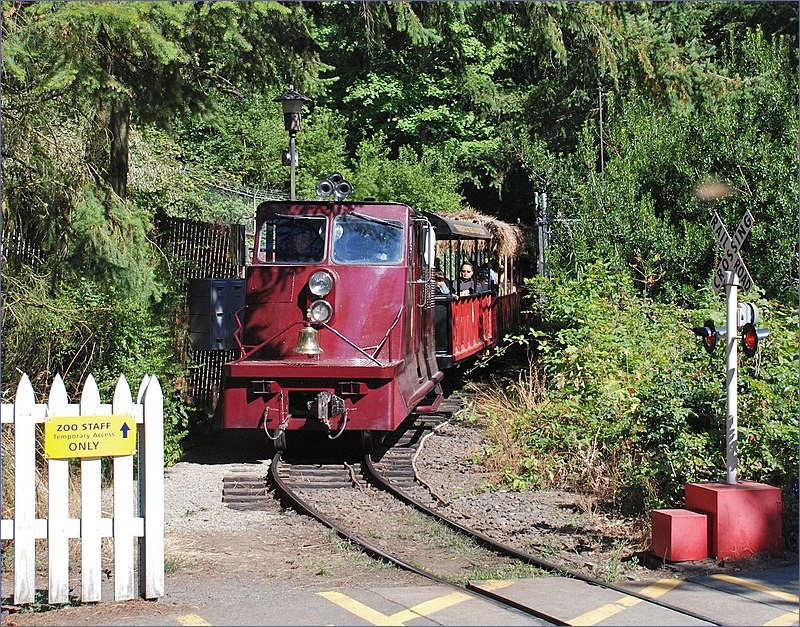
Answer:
442;208;525;259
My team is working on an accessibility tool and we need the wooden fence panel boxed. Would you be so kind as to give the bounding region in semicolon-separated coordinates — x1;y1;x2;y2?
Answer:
1;224;45;267
0;373;163;605
154;214;244;280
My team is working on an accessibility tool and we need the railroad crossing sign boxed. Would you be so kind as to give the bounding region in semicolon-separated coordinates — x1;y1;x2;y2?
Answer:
710;210;754;294
44;414;137;459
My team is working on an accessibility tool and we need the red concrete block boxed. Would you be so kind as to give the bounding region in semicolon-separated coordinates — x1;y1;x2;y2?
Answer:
651;509;709;561
685;481;783;560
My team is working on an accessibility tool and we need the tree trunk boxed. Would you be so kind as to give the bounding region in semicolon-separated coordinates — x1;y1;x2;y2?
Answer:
109;98;130;201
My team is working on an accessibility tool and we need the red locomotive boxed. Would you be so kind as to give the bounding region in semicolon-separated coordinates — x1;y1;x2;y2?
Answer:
220;175;521;449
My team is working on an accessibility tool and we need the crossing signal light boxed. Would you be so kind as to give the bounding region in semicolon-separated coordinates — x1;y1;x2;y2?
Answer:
741;323;757;357
740;322;769;358
692;320;725;354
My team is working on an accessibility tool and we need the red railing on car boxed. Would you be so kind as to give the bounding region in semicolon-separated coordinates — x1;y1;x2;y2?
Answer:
450;293;496;361
496;291;520;338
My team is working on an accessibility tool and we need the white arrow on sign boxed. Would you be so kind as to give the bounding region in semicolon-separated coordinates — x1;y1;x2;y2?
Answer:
710;210;754;294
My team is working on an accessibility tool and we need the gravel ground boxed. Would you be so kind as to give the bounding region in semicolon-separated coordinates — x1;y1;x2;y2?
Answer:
165;415;794;585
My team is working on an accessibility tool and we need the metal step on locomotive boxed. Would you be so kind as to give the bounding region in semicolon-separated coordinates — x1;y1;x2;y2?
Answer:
197;172;523;451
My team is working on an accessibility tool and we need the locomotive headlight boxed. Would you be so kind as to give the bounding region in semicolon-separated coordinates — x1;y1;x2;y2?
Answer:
309;271;333;296
309;299;333;323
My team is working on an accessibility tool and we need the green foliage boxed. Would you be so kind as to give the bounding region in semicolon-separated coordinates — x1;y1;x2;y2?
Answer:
68;185;162;301
542;26;798;306
488;263;797;533
170;94;352;204
2;1;319;285
128;126;225;222
351;134;466;213
1;267;190;464
311;2;520;194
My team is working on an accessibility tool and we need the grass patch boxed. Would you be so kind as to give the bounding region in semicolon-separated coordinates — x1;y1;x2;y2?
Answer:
164;554;191;574
1;590;82;614
329;531;394;571
467;561;551;581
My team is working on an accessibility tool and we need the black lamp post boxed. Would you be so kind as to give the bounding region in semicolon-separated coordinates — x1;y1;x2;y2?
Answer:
274;87;311;201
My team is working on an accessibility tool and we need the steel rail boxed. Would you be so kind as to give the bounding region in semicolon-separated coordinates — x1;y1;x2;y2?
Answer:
364;452;723;627
269;450;568;625
270;451;450;584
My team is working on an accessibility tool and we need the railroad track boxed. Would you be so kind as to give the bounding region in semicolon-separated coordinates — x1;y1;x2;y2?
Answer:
261;409;722;626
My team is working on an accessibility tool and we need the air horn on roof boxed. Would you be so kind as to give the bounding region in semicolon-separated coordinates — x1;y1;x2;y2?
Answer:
316;172;354;202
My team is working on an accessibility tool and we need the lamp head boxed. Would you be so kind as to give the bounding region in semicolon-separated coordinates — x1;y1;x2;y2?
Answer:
274;87;312;135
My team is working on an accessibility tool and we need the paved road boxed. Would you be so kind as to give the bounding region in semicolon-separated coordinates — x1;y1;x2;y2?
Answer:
6;566;796;626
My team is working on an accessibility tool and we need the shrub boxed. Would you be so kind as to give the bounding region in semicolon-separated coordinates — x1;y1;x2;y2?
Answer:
1;268;190;465
476;261;798;547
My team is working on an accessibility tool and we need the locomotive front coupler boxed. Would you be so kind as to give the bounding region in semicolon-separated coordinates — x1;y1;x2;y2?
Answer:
316;391;348;439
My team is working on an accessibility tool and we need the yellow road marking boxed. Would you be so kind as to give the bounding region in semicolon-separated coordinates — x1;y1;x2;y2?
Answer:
318;589;473;625
568;578;684;625
569;596;642;625
711;574;800;604
319;591;402;626
391;592;474;623
638;578;683;599
764;611;800;626
176;614;212;626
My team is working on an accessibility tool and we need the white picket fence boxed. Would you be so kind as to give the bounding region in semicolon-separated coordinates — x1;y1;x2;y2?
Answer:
0;373;164;604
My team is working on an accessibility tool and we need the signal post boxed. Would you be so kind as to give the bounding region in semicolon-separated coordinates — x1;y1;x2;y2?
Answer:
652;210;783;563
724;268;741;485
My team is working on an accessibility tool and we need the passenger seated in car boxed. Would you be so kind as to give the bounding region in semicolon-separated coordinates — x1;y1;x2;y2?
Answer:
434;270;450;295
478;263;498;295
453;261;476;296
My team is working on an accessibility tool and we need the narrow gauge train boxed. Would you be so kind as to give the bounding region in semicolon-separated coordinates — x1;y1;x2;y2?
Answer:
220;176;522;449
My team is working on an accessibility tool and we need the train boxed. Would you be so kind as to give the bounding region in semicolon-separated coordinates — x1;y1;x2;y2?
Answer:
219;174;523;450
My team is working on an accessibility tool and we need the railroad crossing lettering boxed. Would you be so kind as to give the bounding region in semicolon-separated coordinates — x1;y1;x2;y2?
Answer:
44;414;137;459
711;210;754;294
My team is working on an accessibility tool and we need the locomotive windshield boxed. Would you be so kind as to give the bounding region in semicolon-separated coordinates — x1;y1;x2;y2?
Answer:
332;213;403;265
257;215;326;264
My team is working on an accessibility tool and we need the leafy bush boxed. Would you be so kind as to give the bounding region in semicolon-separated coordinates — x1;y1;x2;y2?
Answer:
351;133;467;212
1;268;190;465
476;262;798;546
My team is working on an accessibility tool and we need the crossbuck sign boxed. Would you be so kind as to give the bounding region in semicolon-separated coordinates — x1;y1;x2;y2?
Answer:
710;210;754;294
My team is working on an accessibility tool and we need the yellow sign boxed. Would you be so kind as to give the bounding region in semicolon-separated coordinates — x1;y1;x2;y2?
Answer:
44;415;137;459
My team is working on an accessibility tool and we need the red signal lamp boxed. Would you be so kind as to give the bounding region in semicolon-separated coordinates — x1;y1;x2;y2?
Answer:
740;322;769;358
692;320;726;354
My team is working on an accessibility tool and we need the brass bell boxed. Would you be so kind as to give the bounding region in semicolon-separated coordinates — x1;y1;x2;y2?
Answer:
292;324;323;355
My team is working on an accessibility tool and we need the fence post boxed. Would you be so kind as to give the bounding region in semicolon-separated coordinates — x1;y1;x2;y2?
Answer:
47;374;74;604
112;376;136;600
79;374;103;602
141;376;165;599
13;375;37;604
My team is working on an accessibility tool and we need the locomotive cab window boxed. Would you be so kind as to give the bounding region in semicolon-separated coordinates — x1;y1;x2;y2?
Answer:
331;213;403;265
257;215;326;264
